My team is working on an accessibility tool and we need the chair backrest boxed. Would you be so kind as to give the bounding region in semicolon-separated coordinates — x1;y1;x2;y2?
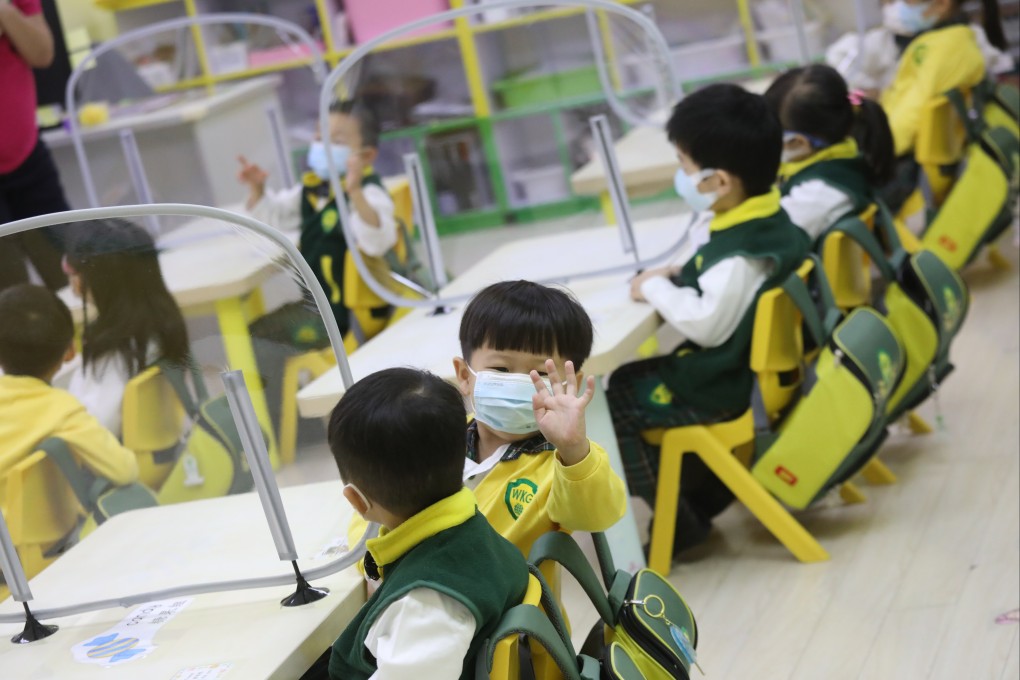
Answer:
1;449;81;555
915;92;969;168
489;573;544;680
749;259;813;424
820;204;877;311
122;365;185;490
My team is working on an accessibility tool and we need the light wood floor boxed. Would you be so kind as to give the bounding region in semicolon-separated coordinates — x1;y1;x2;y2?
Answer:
561;243;1020;680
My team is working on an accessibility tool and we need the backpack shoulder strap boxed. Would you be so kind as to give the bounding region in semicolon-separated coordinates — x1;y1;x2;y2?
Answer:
39;437;101;510
478;604;587;680
528;531;616;626
157;357;207;415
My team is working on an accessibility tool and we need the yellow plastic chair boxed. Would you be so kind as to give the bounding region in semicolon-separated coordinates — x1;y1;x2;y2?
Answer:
915;92;970;208
279;348;336;466
488;573;549;680
0;443;82;581
122;366;186;491
642;261;831;572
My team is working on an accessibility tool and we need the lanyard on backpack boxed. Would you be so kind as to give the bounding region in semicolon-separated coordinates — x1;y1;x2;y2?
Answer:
622;594;704;674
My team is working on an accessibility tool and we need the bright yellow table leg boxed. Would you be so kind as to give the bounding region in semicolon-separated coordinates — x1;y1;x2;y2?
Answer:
215;296;280;468
600;191;615;225
242;288;266;323
862;458;898;485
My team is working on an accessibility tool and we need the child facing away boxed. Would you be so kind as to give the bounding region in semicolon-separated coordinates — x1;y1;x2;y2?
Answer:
0;284;138;483
765;64;897;242
63;219;189;437
326;367;528;680
878;0;1006;157
238;100;399;343
825;0;1012;94
609;84;811;556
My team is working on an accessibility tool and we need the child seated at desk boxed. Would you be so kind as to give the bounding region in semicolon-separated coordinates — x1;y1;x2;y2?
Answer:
0;284;138;484
608;84;810;556
63;219;189;437
239;100;399;344
765;64;896;242
326;367;528;680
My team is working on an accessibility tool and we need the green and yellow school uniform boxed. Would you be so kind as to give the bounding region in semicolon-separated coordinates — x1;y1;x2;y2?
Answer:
608;190;810;507
330;488;528;680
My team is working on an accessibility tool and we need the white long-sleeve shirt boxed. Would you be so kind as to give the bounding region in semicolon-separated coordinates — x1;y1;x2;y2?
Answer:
826;24;1014;92
248;181;397;258
781;180;855;243
66;342;158;437
640;256;770;348
364;587;477;680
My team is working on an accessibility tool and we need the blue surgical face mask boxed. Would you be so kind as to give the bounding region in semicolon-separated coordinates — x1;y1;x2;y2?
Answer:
674;167;718;213
307;141;351;181
887;1;937;35
468;367;553;436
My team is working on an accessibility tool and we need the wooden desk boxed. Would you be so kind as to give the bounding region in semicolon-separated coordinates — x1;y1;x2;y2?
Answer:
0;482;362;679
297;213;695;571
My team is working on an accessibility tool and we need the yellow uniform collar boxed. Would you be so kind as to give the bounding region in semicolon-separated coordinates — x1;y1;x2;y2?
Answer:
710;187;782;232
779;137;860;183
367;487;477;577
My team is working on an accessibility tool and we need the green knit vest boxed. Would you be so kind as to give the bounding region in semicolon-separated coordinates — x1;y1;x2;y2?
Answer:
781;157;875;238
298;173;384;334
661;210;810;414
328;511;529;680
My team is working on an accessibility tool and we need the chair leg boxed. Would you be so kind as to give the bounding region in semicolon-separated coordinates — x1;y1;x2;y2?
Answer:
649;441;684;576
862;458;897;485
907;411;933;435
683;428;830;563
839;482;867;504
988;244;1012;270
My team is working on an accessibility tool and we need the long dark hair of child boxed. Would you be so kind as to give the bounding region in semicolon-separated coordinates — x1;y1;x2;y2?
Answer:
961;0;1007;51
764;64;896;186
66;219;188;374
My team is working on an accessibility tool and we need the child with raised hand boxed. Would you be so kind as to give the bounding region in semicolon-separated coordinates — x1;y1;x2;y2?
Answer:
452;281;627;570
765;63;896;242
609;84;810;557
0;284;137;484
238;100;398;340
326;367;528;680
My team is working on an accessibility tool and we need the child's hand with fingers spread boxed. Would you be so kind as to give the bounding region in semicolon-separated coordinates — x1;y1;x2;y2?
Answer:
530;359;596;466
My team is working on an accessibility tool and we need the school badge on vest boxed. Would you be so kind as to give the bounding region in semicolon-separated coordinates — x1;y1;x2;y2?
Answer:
504;478;538;520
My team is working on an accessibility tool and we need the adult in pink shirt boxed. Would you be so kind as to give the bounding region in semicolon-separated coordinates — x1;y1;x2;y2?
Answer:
0;0;71;292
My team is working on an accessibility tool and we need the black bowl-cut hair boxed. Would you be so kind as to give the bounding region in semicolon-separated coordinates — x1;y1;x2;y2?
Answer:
666;83;783;197
328;367;466;518
459;280;594;369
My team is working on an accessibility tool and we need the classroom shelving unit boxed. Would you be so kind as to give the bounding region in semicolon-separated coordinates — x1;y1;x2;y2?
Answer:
89;0;829;233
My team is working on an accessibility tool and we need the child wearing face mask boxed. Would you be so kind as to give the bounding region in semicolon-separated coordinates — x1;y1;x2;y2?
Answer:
879;0;1006;158
324;367;528;680
824;0;1012;95
610;84;810;557
764;64;896;243
348;281;626;609
238;100;397;339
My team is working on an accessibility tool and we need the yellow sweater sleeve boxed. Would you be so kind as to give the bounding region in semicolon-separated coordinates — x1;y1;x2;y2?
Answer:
547;440;626;532
60;403;139;486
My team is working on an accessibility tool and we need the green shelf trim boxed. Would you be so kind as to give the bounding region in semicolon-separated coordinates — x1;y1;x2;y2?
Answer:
508;196;597;224
435;208;506;235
